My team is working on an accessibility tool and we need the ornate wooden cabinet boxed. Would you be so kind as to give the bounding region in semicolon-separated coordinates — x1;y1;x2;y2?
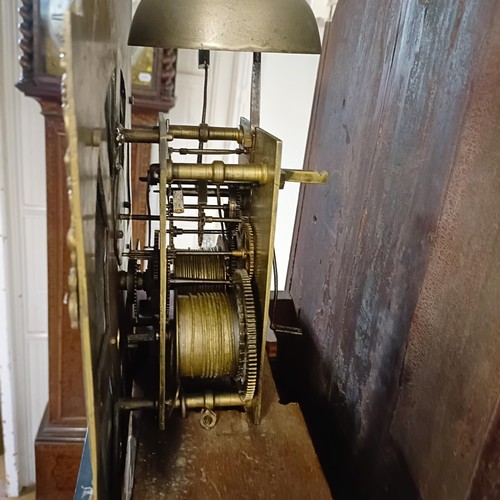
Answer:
16;1;176;497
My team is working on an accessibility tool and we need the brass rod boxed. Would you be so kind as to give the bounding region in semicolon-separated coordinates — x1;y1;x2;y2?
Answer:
170;215;240;223
280;168;329;185
119;125;243;144
171;229;223;235
115;398;156;411
179;204;225;210
174;392;244;409
169;125;243;143
171;188;231;197
168;160;269;184
174;250;245;257
119;214;241;223
170;278;230;285
158;115;168;429
170;148;245;155
122;250;153;257
119;127;161;143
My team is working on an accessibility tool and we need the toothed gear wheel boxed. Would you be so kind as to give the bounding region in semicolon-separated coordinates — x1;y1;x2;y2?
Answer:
166;249;174;320
132;263;139;319
233;268;258;402
153;231;160;282
236;191;242;212
227;188;242;219
238;222;255;278
126;259;138;321
228;227;238;276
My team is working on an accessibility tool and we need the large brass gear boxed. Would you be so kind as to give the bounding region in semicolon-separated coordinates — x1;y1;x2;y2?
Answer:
233;268;258;402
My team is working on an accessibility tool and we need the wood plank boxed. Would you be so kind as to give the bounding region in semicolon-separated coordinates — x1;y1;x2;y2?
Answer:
133;360;331;499
287;0;500;497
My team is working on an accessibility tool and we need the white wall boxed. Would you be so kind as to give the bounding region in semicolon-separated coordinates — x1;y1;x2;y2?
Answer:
162;49;321;288
261;0;337;286
260;52;320;288
0;1;49;494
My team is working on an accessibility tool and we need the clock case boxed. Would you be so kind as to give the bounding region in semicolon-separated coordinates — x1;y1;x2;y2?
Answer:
17;0;176;111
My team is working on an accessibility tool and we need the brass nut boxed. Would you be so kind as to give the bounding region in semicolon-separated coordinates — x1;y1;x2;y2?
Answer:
200;408;217;430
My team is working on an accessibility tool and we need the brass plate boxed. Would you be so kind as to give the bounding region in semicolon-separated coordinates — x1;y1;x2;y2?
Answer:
240;125;282;422
62;1;131;498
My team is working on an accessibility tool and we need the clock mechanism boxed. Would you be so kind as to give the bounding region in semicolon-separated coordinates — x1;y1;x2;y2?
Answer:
61;0;328;497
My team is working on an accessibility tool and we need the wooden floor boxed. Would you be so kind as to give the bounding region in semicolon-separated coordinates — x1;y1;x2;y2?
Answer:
133;362;332;499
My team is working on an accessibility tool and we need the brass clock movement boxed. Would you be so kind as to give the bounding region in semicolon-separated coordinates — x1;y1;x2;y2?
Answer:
61;0;328;497
18;0;331;497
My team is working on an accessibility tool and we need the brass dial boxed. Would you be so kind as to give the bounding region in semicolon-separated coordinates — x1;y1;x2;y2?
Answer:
131;0;155;86
40;0;72;76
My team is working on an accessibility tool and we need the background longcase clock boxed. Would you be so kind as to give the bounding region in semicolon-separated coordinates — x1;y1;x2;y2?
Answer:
16;1;176;497
17;0;177;110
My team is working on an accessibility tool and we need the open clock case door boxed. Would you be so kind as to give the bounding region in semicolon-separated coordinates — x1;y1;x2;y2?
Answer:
62;1;131;497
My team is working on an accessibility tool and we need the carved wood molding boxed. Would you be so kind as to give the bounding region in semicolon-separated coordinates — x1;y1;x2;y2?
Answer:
16;0;62;101
18;0;34;82
161;48;177;102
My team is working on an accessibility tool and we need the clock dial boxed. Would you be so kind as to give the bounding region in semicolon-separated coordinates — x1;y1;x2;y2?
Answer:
131;0;155;87
40;0;72;76
131;47;155;86
24;0;174;106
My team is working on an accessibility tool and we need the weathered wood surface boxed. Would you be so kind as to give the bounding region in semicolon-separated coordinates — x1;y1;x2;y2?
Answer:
288;0;500;498
133;361;332;499
391;4;500;497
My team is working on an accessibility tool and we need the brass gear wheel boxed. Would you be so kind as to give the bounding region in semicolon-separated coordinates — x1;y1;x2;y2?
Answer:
233;268;258;402
238;222;255;278
227;187;242;219
125;258;139;322
166;248;174;321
